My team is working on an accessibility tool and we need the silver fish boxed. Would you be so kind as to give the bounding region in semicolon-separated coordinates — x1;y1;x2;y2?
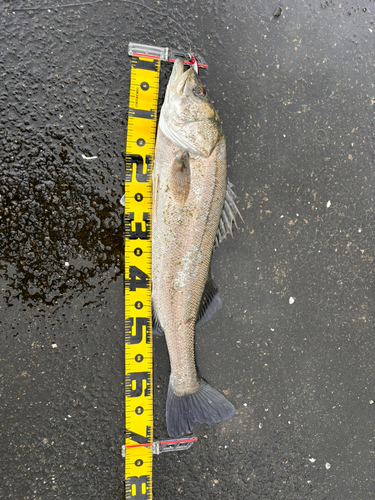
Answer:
152;58;241;438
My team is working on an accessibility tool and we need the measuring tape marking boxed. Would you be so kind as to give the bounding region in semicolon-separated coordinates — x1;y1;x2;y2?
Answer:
125;56;160;499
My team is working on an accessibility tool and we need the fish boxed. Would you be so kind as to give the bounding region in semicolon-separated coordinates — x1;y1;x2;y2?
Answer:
152;58;242;438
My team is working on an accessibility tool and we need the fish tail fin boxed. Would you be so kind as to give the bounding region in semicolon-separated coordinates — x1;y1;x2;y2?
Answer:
166;378;236;438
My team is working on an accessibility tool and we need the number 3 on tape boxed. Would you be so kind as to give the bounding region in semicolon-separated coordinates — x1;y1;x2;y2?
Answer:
124;54;160;499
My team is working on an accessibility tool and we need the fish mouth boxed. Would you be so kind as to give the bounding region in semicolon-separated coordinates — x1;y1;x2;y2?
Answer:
172;65;194;95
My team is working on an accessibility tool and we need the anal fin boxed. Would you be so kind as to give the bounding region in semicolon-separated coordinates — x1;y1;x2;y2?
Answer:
152;301;164;336
152;272;222;336
196;270;222;328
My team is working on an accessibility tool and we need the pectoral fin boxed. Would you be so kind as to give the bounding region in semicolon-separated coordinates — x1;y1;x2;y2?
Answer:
170;151;190;204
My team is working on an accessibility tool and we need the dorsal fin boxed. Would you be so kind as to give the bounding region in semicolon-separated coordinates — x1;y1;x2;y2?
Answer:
214;179;244;250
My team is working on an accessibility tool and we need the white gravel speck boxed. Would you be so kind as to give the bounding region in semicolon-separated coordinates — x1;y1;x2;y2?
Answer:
327;200;331;208
81;154;98;160
309;458;316;463
51;343;57;348
64;262;69;267
259;423;263;429
289;297;295;304
325;462;331;470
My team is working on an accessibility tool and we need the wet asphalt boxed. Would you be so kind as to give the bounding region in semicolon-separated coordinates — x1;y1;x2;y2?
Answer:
1;0;374;499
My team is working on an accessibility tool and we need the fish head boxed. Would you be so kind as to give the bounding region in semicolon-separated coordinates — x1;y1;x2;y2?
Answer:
159;58;222;157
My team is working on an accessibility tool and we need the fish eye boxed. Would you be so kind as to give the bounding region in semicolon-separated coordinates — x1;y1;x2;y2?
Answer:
193;86;206;98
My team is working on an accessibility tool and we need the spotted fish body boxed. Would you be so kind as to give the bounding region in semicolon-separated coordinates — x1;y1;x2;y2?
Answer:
152;59;239;438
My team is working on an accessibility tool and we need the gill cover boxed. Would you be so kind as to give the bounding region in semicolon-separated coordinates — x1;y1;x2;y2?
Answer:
159;58;222;157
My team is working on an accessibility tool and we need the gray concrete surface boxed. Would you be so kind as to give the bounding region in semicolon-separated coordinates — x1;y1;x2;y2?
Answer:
1;0;374;498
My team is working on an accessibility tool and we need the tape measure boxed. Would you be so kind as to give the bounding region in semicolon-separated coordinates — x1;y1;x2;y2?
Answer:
124;44;205;499
124;54;159;499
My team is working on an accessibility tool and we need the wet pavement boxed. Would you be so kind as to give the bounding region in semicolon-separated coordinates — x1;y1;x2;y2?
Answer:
1;0;374;498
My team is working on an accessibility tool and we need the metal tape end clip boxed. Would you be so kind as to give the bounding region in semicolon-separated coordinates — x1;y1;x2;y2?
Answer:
128;42;208;69
123;437;197;456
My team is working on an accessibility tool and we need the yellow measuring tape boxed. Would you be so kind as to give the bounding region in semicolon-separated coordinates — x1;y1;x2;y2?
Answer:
124;55;160;499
